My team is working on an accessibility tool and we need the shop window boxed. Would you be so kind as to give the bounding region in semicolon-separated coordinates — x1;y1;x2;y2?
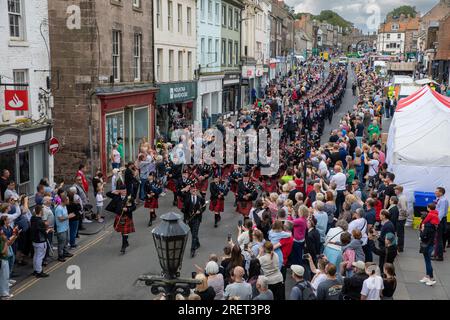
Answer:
18;148;30;195
105;112;125;170
133;107;149;158
0;150;16;185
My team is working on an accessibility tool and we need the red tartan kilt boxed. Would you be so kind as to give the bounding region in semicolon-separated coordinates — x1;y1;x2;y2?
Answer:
253;168;261;180
114;215;135;234
209;199;224;213
263;183;278;193
236;200;252;216
230;183;238;194
196;179;209;193
144;198;158;209
167;179;177;192
177;197;184;209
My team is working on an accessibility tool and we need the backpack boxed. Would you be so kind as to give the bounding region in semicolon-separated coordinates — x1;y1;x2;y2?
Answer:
295;281;317;300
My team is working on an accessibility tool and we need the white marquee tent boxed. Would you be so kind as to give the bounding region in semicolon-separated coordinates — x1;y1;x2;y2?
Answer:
386;85;450;204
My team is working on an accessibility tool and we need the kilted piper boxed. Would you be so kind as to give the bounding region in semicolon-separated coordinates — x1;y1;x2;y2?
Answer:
106;185;137;254
209;174;229;228
236;173;258;218
144;172;163;227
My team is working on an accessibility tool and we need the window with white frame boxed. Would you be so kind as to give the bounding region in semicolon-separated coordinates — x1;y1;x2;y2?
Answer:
178;51;183;80
156;0;162;29
215;39;219;63
178;4;182;33
228;7;232;29
391;24;399;31
215;3;219;24
234;41;239;65
112;30;121;82
133;33;142;81
235;9;239;30
157;48;163;81
187;51;192;79
169;50;174;81
187;7;192;35
397;33;401;39
132;0;141;9
200;0;204;19
201;38;205;65
8;0;24;40
222;5;226;26
13;69;28;116
228;40;232;65
222;39;226;65
168;0;173;31
208;0;212;21
208;38;212;61
387;33;390;39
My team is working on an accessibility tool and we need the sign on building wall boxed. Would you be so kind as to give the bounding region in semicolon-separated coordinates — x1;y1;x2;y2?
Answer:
4;90;28;111
241;66;255;79
156;82;197;105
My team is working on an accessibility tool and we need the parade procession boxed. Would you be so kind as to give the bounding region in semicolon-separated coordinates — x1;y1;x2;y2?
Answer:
1;0;450;305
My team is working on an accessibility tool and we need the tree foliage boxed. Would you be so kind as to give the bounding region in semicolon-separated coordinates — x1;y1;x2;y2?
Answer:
387;5;418;18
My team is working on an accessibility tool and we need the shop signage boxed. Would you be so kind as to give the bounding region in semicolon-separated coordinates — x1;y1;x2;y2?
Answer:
49;137;60;156
241;66;255;79
4;90;28;111
0;132;18;152
256;67;264;77
157;81;197;105
223;73;240;85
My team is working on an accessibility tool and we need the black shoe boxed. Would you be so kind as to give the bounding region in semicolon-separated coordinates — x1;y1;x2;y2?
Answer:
35;272;49;278
64;253;74;258
190;250;195;258
214;223;218;228
120;247;126;254
58;257;66;262
148;220;152;227
435;257;444;261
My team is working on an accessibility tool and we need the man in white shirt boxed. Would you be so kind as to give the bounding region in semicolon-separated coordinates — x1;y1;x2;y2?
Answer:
349;208;372;261
364;151;379;189
331;165;346;216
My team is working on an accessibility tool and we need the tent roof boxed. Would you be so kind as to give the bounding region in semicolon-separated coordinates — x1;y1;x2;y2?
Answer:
387;86;450;167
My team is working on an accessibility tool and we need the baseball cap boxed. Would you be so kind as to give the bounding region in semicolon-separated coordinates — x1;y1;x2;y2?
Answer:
290;265;305;277
352;261;365;270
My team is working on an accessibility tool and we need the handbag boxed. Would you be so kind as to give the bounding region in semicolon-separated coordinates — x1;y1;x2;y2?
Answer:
419;242;428;254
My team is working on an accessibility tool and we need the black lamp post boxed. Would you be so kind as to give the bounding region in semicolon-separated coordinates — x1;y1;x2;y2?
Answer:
138;212;201;300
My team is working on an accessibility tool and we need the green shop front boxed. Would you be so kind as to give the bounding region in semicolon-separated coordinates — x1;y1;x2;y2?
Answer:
155;81;197;139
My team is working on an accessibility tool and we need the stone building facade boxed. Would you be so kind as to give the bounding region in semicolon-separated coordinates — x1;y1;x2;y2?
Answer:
48;0;157;180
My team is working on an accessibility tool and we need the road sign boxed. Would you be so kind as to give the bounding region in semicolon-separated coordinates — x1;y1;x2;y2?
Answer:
49;137;60;156
4;90;28;111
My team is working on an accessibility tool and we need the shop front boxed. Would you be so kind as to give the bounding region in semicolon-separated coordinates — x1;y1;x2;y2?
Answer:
255;65;265;98
156;81;197;140
241;65;256;107
222;72;241;116
197;75;223;125
97;86;158;176
0;125;52;199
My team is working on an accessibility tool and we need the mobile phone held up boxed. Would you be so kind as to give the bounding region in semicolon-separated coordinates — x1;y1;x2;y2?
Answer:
227;233;232;242
191;272;197;279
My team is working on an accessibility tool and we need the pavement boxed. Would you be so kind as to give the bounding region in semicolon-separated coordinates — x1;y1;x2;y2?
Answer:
9;64;450;300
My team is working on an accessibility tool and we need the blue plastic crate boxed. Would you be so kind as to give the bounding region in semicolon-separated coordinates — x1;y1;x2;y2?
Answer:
414;191;436;207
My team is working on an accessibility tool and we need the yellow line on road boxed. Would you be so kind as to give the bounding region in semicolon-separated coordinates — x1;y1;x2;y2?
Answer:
12;228;113;297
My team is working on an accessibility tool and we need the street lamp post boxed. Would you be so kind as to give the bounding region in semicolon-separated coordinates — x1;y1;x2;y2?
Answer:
138;212;200;300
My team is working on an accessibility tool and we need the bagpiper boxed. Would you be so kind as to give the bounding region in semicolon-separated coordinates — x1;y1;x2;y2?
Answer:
209;174;229;228
176;169;195;210
236;173;258;218
229;165;243;207
166;161;182;206
144;172;163;227
105;185;137;254
194;162;211;199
